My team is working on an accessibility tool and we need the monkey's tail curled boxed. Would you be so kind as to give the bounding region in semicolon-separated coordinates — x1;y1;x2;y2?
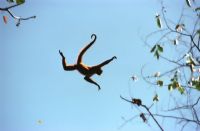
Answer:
91;34;97;41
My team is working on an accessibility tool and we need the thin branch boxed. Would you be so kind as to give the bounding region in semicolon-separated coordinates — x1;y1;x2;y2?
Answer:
142;104;164;131
166;97;200;111
0;3;36;26
139;1;200;130
120;96;164;131
192;107;199;124
143;28;168;48
159;55;183;66
0;3;22;11
161;5;200;53
163;97;200;126
118;115;139;130
150;113;200;125
190;35;200;53
155;31;172;45
192;15;200;37
181;121;189;131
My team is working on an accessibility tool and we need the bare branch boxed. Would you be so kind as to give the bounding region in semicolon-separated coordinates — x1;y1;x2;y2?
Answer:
0;3;36;26
150;113;200;125
120;96;164;131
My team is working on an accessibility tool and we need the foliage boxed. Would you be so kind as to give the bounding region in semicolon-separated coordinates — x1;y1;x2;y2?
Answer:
7;0;25;4
157;80;163;87
123;0;200;130
153;94;159;102
155;14;162;28
150;44;163;59
145;0;200;94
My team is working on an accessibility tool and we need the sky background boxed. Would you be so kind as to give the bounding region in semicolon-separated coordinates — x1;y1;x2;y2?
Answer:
0;0;198;131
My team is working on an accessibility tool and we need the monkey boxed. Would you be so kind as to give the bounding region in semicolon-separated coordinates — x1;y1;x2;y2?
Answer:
59;34;117;90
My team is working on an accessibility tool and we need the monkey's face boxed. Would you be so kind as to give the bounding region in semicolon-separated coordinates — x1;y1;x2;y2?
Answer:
96;68;103;75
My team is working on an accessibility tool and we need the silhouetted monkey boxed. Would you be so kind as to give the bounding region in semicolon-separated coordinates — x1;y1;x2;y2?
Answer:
59;34;117;90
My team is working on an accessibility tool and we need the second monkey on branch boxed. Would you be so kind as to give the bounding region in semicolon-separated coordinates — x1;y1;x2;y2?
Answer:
59;34;117;91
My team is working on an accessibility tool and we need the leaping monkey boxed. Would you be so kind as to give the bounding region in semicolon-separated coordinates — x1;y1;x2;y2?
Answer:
59;34;117;90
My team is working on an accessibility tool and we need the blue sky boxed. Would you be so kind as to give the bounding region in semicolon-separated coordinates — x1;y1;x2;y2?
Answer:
0;0;196;131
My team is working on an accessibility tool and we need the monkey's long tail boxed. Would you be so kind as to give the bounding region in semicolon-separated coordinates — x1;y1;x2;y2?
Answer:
91;34;97;40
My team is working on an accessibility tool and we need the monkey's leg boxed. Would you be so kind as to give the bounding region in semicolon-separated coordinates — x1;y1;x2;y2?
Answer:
59;50;76;71
84;76;101;90
96;56;117;68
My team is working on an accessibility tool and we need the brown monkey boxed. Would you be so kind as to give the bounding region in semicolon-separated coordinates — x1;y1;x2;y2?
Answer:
59;34;117;90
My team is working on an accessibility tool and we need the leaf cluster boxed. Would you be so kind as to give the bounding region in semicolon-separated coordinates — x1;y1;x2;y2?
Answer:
150;44;163;60
7;0;25;4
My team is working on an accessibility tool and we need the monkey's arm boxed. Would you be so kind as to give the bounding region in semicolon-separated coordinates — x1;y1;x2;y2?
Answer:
84;76;101;90
59;50;76;71
96;56;117;68
77;34;97;64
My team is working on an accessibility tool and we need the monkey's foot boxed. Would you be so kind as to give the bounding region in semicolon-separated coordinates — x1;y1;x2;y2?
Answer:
112;56;117;59
98;86;101;91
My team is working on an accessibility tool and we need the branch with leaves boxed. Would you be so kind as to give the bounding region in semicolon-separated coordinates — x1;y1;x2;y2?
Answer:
120;95;200;131
144;0;200;93
123;0;200;131
139;0;200;130
164;97;200;126
120;96;164;131
0;0;36;26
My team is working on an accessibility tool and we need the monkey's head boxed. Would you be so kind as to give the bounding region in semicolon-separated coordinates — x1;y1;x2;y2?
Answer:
96;68;103;75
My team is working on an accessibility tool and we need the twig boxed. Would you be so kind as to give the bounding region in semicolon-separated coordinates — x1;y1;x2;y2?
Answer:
150;113;200;125
166;97;200;111
120;96;164;131
0;3;36;26
161;5;200;53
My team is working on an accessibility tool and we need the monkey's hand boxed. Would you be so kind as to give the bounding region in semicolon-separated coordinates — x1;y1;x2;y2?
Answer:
97;85;101;91
59;50;65;58
112;56;117;60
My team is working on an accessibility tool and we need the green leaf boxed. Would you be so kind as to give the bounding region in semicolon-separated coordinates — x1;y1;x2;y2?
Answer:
178;86;185;94
7;0;14;3
156;16;162;28
171;71;178;82
168;84;173;91
175;24;179;30
187;56;195;65
37;120;43;125
175;24;185;32
154;50;160;59
150;45;156;53
192;80;200;91
195;7;200;12
195;85;200;91
197;29;200;36
157;80;163;87
186;0;191;7
173;39;178;45
157;44;163;52
153;94;159;102
172;81;179;89
16;0;25;4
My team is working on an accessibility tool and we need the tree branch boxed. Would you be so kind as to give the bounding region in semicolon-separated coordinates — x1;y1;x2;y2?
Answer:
0;3;36;26
150;113;200;126
161;5;200;53
120;96;164;131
